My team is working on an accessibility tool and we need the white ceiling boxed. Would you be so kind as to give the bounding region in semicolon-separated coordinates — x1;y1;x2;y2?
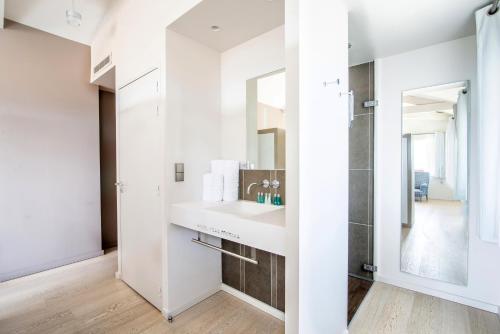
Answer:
168;0;284;52
403;82;466;127
348;0;494;65
3;0;495;61
4;0;114;45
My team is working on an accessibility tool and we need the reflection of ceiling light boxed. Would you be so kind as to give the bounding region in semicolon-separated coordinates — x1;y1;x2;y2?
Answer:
210;25;221;32
66;1;82;27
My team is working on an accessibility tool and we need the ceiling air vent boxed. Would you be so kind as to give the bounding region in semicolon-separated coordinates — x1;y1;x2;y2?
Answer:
94;54;111;74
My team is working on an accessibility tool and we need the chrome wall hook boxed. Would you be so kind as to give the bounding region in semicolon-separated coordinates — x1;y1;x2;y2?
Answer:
323;78;340;87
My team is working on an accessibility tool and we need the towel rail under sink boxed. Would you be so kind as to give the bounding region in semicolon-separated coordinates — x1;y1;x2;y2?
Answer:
191;233;258;265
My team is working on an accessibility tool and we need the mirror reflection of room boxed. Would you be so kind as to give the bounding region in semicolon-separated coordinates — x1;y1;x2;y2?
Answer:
246;70;286;170
401;81;469;285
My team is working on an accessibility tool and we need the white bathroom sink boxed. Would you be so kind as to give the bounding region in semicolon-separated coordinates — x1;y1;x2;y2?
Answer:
170;200;286;255
206;201;282;217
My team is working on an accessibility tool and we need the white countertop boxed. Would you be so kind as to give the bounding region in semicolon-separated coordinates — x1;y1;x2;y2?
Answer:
169;200;286;256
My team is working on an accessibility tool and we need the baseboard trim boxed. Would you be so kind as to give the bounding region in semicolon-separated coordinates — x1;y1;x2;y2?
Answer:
115;271;121;279
377;275;499;313
162;287;221;319
220;283;285;321
0;249;104;282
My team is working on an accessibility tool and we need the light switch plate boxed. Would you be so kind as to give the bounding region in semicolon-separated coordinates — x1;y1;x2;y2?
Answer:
175;163;184;182
175;172;184;182
175;163;184;173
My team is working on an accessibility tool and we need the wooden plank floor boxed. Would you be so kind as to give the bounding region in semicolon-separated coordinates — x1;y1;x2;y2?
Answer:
349;282;500;334
401;199;468;285
0;251;284;334
3;251;499;334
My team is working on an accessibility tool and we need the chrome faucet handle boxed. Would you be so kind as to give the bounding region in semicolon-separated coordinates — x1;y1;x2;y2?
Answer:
270;179;280;189
261;179;270;188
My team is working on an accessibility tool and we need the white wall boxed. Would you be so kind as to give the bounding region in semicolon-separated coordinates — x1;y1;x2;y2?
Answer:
164;29;222;316
298;0;349;333
428;177;454;200
0;21;101;282
375;36;500;312
220;26;285;161
91;0;204;88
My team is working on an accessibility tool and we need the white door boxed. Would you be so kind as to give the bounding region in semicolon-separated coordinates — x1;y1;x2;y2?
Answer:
118;69;162;309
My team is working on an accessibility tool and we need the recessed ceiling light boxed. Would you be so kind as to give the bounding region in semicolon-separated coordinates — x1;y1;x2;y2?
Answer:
211;25;221;32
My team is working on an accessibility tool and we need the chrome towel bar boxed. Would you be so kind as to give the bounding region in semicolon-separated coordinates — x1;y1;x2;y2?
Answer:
191;238;258;265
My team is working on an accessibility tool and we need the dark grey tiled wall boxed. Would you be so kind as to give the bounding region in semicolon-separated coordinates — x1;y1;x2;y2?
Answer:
239;169;286;204
349;62;375;279
222;240;285;312
222;169;286;312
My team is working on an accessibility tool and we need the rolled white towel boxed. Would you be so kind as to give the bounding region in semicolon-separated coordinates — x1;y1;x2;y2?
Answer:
210;160;240;202
203;173;223;202
223;160;239;202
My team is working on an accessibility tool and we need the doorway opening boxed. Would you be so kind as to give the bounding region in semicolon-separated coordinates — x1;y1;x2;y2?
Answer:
99;89;117;250
94;66;118;251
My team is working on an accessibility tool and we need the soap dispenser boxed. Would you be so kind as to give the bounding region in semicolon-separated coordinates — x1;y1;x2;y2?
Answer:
276;194;282;206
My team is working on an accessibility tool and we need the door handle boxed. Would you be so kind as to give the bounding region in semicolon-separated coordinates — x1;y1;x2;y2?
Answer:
341;90;354;128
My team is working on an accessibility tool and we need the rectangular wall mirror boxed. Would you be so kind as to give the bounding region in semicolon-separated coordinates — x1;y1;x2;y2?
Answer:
400;81;469;285
246;69;286;169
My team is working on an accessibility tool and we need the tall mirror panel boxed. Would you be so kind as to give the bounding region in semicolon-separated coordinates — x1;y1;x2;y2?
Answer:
400;81;469;285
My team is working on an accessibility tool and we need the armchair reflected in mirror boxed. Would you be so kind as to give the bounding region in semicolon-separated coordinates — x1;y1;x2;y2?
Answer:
400;81;469;286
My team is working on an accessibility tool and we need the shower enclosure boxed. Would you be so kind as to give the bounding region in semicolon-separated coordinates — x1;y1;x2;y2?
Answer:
347;61;375;322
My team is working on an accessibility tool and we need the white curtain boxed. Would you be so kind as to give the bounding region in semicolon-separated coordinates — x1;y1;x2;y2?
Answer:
445;115;457;192
434;132;446;179
455;92;468;201
476;6;500;244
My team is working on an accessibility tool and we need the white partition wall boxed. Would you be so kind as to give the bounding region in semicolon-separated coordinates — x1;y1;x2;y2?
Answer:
294;0;349;332
164;29;222;317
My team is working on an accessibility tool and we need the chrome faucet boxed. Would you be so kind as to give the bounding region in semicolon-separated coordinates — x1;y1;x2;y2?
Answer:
246;179;280;195
246;182;259;195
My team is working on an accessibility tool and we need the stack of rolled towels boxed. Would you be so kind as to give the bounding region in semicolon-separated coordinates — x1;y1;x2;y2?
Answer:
203;160;240;202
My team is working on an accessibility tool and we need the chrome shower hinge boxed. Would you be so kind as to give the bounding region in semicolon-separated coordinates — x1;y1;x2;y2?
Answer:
363;100;378;108
363;264;378;272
